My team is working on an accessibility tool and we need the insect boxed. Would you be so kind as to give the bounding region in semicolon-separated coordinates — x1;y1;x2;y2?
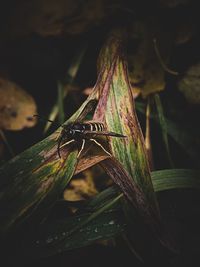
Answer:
35;100;126;158
58;120;126;158
57;101;126;158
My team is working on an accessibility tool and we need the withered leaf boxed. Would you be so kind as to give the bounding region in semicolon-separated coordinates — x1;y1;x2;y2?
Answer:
3;0;106;38
127;20;173;97
0;78;37;130
64;170;98;201
178;62;200;104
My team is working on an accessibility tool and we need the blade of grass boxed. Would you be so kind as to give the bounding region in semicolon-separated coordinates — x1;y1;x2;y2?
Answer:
135;100;199;163
152;169;200;192
145;97;154;170
0;130;15;157
23;208;126;259
101;158;155;220
154;93;174;167
44;42;88;133
57;81;65;125
165;119;199;163
65;193;123;238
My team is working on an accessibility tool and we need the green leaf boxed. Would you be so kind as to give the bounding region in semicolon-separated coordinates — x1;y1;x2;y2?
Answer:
0;130;15;157
94;30;159;211
44;43;88;133
135;101;200;163
85;185;120;211
0;135;78;234
165;119;199;163
8;167;197;260
152;169;200;192
0;99;98;234
91;30;179;256
101;158;157;225
57;81;65;125
24;209;126;258
20;191;125;258
93;30;165;244
20;168;200;258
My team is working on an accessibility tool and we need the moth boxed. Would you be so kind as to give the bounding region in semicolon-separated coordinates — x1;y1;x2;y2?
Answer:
36;100;126;158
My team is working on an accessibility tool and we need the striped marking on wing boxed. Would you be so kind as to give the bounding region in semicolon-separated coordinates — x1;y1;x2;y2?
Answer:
84;122;105;132
83;130;126;137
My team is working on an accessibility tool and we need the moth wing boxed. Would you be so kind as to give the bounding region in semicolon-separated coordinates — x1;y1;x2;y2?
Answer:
84;130;126;138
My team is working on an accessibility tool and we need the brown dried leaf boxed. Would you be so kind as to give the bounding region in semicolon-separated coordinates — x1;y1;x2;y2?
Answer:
128;20;172;97
0;78;37;130
178;63;200;104
3;0;106;38
4;0;76;37
158;0;190;8
64;170;98;201
75;154;108;175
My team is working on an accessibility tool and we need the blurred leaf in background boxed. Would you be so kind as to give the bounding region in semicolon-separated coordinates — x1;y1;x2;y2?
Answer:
2;0;106;38
127;19;173;97
0;77;37;130
178;62;200;104
64;170;98;202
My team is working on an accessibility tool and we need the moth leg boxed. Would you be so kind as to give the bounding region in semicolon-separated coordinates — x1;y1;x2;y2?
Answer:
60;139;75;149
77;139;86;158
89;138;112;157
58;139;75;158
55;131;61;141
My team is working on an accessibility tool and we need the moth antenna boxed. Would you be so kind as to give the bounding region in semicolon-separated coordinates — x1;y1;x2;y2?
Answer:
33;114;55;123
